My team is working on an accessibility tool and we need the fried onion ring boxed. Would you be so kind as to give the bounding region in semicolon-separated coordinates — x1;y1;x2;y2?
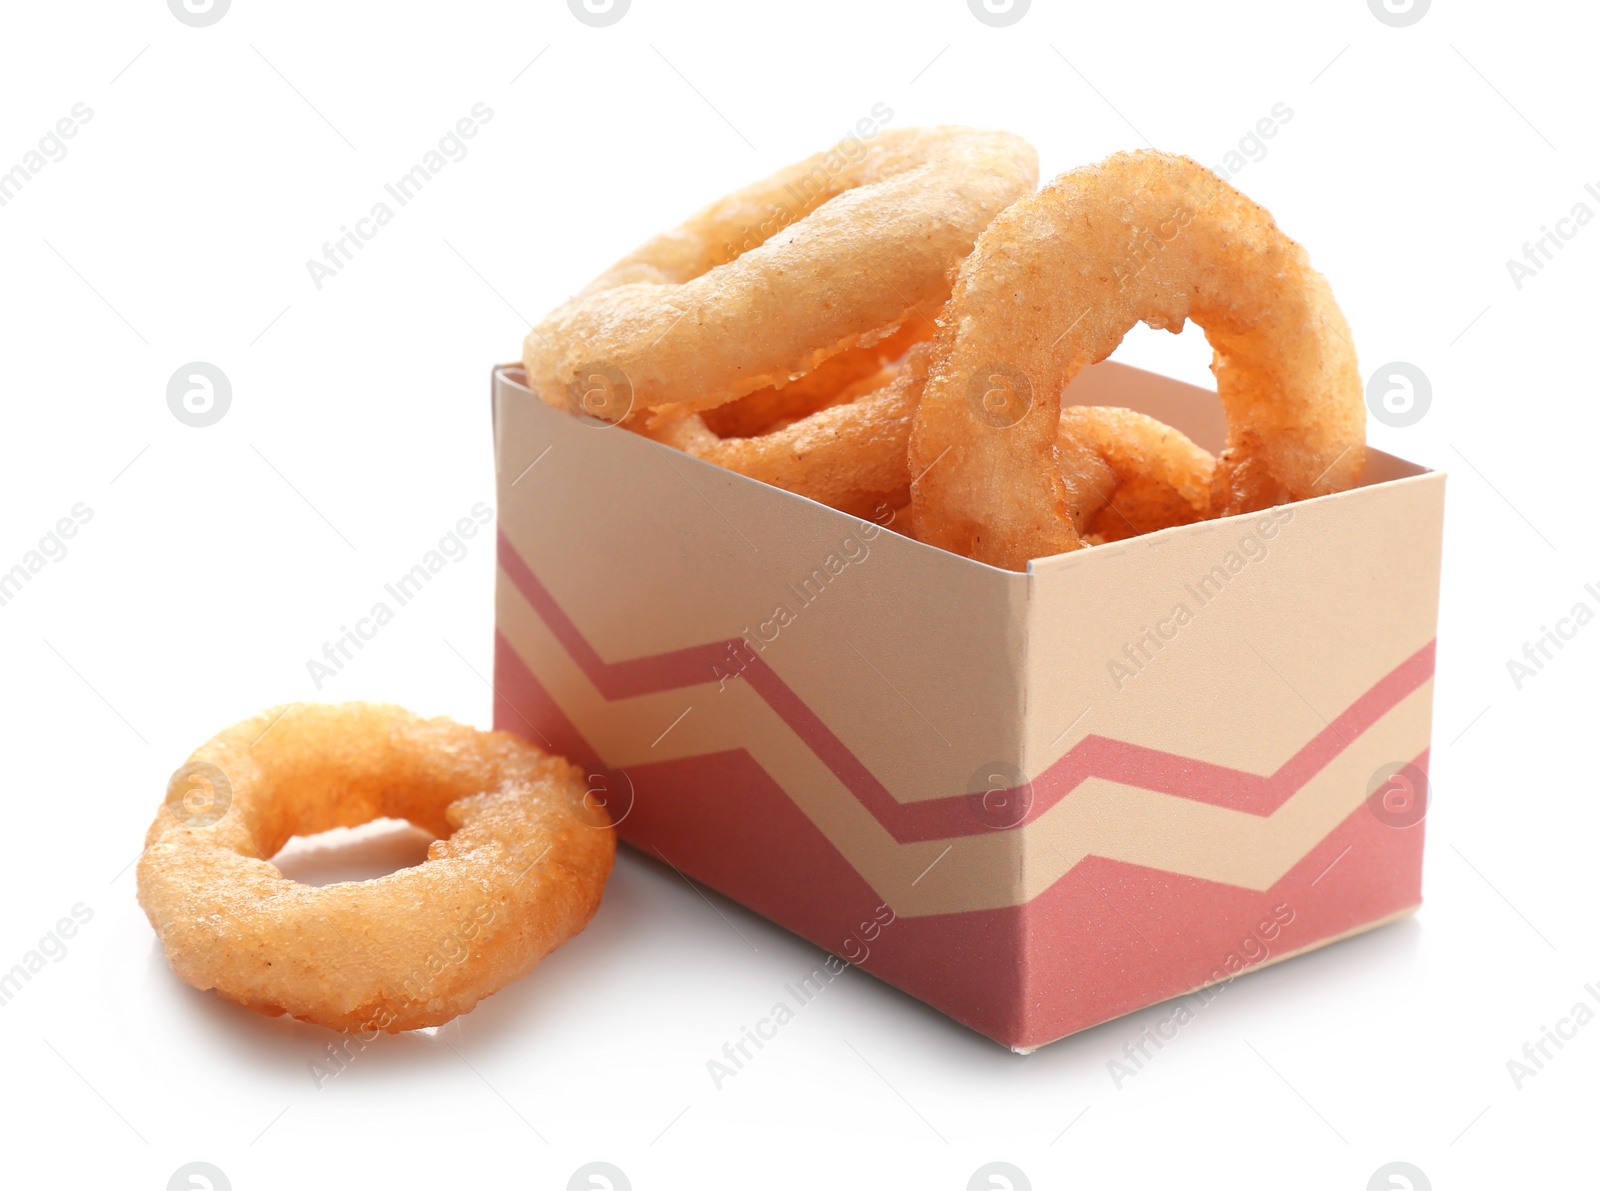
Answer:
524;126;1037;417
650;346;1215;540
909;150;1364;568
1057;406;1215;542
652;343;934;518
136;703;614;1032
700;320;932;439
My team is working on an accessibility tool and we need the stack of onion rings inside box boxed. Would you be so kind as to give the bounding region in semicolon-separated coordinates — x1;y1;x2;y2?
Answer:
525;127;1365;569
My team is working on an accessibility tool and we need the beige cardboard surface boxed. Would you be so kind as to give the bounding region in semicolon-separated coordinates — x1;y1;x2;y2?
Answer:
1022;478;1444;774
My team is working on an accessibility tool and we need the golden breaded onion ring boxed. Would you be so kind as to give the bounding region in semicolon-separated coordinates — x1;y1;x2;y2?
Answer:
524;126;1038;418
909;150;1364;569
700;320;933;440
650;351;1215;541
651;343;934;518
1058;405;1215;542
137;704;614;1032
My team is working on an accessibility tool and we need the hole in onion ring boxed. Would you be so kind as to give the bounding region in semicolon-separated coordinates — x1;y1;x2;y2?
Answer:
1071;321;1229;455
1105;320;1219;398
269;817;434;887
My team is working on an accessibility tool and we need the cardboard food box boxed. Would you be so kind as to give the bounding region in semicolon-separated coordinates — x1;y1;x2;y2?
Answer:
490;359;1444;1052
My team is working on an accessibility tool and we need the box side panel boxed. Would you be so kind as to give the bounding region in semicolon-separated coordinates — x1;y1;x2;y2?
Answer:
1010;467;1444;1047
1023;474;1445;789
491;370;1033;1041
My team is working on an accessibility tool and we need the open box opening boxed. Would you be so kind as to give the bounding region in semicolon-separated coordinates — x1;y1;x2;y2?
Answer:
490;359;1445;1052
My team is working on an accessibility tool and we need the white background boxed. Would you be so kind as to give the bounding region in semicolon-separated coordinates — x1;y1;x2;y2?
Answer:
1;0;1595;1187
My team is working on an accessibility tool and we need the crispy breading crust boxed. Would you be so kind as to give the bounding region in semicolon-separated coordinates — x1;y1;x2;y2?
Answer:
910;150;1364;569
137;704;614;1032
524;127;1038;416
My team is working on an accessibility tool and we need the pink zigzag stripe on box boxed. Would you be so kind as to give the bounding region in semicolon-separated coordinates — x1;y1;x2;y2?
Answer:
498;530;1435;844
492;633;1430;1047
